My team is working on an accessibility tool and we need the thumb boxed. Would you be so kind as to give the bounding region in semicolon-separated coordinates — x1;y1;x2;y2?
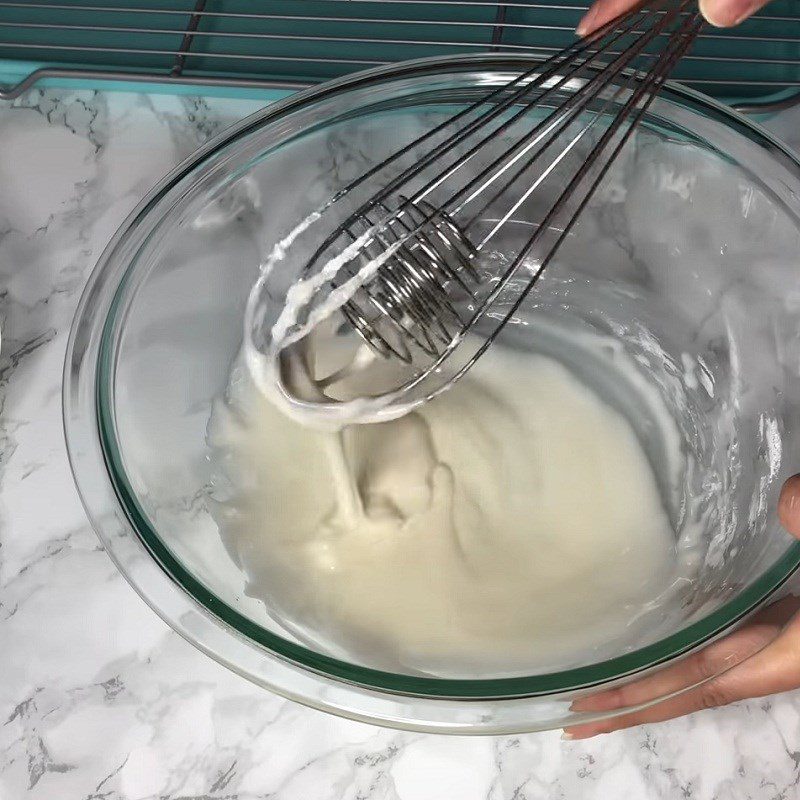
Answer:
699;0;771;27
778;474;800;539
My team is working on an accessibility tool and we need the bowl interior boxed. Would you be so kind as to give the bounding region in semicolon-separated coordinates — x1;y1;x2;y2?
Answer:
95;60;800;695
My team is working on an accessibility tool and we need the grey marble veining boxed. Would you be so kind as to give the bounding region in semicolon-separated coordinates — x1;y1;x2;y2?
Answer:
2;87;800;799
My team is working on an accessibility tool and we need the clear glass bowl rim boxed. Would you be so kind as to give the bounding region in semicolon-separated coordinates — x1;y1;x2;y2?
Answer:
65;53;800;710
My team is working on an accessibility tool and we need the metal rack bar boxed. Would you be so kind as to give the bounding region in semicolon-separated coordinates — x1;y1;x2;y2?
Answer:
0;20;605;35
0;41;387;63
2;1;800;23
0;0;796;111
0;19;797;47
0;1;589;12
0;37;795;67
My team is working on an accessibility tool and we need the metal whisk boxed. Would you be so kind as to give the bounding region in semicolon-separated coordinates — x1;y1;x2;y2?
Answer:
262;0;703;414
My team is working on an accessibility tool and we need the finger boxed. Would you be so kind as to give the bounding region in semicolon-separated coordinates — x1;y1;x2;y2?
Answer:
779;474;800;538
568;611;800;738
565;595;800;738
571;596;799;713
566;621;781;735
699;0;771;26
576;0;640;36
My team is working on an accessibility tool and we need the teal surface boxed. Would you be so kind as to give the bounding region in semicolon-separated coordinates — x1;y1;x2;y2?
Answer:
0;0;798;104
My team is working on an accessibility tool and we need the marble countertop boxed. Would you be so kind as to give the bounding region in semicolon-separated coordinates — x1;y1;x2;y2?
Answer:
3;86;800;800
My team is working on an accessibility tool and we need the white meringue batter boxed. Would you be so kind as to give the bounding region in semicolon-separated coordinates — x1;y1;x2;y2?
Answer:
209;341;681;677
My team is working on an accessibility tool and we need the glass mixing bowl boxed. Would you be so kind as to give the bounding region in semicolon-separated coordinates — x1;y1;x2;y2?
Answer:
65;55;800;734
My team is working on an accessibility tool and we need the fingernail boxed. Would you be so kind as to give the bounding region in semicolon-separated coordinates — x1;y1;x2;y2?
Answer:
561;731;574;740
698;0;728;26
731;3;760;25
699;0;757;26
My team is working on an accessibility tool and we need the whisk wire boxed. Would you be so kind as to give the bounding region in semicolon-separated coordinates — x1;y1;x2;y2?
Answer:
324;0;696;360
323;0;683;271
456;3;690;229
462;2;695;244
302;1;664;276
270;0;703;403
421;10;706;400
321;3;652;208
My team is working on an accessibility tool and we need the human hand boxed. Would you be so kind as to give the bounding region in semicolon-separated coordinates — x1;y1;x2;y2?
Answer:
577;0;772;36
563;475;800;739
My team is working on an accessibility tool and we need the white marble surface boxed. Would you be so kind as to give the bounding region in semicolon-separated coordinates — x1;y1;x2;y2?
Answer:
3;87;800;799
